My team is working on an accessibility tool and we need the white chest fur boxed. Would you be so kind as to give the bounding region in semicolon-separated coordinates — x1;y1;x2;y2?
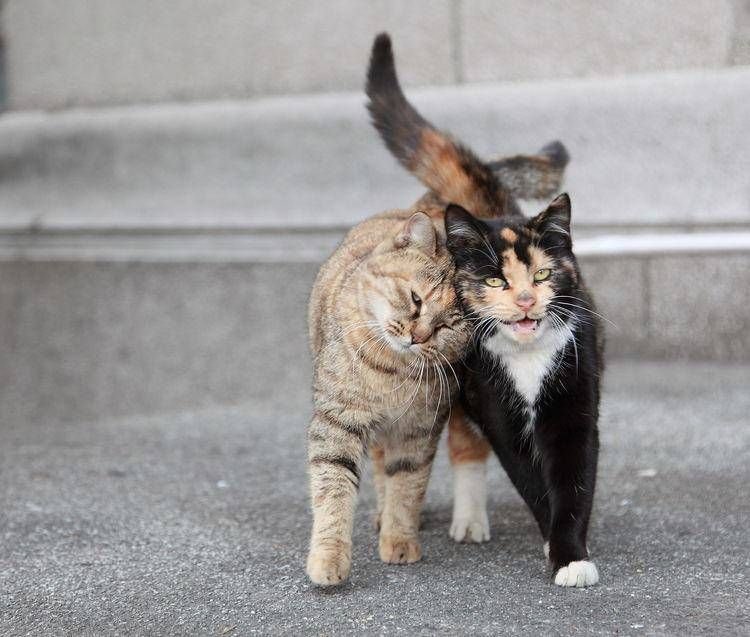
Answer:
483;324;571;407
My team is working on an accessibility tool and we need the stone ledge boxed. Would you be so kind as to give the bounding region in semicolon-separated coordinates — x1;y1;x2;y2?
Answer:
1;228;748;263
2;68;749;231
1;240;747;426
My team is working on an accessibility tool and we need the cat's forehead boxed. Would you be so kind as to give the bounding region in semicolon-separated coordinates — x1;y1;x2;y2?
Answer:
370;250;452;285
483;221;548;268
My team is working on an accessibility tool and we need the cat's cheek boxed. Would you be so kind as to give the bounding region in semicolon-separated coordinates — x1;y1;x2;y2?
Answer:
367;295;390;326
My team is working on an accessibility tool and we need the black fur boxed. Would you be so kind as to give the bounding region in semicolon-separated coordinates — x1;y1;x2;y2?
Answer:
445;197;604;576
365;33;518;218
365;33;429;172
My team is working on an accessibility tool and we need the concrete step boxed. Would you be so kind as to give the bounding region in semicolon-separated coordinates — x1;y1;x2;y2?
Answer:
1;237;748;427
2;67;749;232
2;69;749;425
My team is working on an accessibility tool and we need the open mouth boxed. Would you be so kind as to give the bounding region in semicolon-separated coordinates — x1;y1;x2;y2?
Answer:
507;317;540;335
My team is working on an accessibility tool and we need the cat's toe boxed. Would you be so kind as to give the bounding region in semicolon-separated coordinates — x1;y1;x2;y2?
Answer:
306;549;352;586
449;514;490;543
553;560;599;587
379;535;421;564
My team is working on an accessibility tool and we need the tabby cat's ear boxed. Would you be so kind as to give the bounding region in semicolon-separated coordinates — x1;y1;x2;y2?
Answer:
529;193;572;249
394;212;437;256
444;204;487;254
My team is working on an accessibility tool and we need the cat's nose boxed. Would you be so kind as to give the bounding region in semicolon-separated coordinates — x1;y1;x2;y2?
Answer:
411;325;433;344
515;290;536;311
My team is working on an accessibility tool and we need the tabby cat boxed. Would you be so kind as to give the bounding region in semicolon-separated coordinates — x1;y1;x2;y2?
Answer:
305;33;569;586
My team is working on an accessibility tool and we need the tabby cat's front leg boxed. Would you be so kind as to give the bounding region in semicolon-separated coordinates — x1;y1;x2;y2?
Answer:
370;445;386;531
378;431;440;564
306;408;369;586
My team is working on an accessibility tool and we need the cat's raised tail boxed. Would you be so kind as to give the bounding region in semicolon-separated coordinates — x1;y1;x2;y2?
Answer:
366;33;569;217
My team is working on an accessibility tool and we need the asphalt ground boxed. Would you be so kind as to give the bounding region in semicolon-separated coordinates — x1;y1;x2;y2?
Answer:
1;360;748;635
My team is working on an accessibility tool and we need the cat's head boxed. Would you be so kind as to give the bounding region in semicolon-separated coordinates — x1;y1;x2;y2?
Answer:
444;194;579;346
361;212;470;362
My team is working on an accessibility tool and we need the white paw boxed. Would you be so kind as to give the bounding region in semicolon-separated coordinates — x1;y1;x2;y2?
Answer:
554;560;599;587
449;513;490;543
450;461;490;543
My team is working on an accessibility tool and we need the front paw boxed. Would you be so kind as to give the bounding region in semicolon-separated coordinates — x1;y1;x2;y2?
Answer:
379;534;422;564
449;511;490;543
306;547;352;586
553;560;599;587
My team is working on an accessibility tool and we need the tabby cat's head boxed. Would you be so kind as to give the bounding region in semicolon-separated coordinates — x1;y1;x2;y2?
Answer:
361;212;470;362
444;194;580;346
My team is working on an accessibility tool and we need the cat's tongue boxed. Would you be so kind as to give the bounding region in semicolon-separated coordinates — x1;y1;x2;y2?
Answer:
511;318;538;334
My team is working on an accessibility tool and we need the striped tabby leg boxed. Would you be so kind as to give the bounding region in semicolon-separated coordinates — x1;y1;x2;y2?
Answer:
370;445;386;530
306;409;368;586
378;435;439;564
448;407;492;543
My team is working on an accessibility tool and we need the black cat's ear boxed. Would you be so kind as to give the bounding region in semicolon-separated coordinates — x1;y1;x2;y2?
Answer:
394;212;436;256
444;204;487;254
529;193;572;248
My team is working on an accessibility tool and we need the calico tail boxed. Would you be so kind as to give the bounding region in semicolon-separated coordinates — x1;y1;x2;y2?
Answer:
488;141;570;202
366;34;569;215
366;33;513;218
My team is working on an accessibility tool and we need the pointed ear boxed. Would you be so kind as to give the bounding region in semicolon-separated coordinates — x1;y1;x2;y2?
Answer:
444;204;487;254
529;193;572;248
394;212;436;256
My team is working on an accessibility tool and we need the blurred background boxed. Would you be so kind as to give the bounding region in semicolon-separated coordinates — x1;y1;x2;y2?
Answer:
1;1;749;426
2;4;750;633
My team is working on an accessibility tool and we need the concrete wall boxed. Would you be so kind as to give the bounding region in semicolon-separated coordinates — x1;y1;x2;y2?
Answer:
2;251;748;426
2;0;747;109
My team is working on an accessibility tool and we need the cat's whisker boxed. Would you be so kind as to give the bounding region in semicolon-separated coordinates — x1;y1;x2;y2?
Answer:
430;360;444;432
391;357;426;425
550;297;617;328
547;310;578;377
435;350;460;389
424;362;431;411
388;358;420;393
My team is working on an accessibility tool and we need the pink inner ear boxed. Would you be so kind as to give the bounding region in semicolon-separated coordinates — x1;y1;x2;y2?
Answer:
396;212;436;256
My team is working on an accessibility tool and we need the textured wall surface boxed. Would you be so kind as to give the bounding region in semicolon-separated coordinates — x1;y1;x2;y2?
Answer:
2;254;748;426
2;68;749;230
2;0;745;109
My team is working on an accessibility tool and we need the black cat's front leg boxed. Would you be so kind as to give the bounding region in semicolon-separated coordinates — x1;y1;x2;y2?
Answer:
537;420;599;587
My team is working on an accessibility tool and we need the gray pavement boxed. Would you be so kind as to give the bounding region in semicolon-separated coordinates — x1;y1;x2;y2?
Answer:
1;360;748;635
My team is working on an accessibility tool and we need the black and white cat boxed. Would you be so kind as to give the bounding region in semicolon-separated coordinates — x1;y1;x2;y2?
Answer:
444;195;603;587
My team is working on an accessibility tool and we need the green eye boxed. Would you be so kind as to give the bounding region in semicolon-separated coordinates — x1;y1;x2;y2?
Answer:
485;277;505;288
534;268;551;282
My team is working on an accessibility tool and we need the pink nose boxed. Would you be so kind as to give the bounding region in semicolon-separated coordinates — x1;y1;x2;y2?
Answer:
515;291;536;311
411;325;432;344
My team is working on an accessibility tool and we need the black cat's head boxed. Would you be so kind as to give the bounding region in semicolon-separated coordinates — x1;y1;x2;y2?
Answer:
444;194;580;346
